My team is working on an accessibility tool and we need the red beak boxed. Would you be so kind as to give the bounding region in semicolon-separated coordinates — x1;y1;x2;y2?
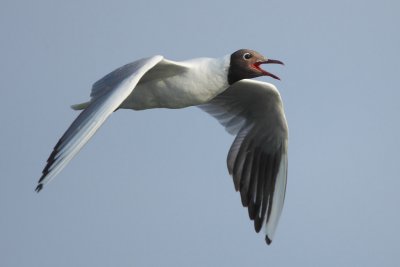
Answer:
253;59;284;80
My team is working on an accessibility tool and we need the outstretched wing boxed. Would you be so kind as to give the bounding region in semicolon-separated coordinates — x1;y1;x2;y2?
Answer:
36;55;164;192
199;79;288;245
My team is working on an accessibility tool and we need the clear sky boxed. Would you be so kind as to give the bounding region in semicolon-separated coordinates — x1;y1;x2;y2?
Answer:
1;0;399;266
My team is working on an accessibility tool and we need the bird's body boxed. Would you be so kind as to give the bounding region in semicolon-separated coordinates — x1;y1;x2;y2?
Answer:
37;49;288;245
124;56;230;109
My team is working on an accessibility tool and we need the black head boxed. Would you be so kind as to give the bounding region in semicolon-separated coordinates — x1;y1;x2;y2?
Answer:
227;49;284;85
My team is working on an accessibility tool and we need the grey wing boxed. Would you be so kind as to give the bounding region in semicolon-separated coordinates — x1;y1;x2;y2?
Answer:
36;55;164;191
198;79;289;245
90;58;190;100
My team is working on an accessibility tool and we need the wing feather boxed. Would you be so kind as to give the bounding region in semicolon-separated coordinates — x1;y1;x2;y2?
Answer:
198;79;288;244
36;56;164;191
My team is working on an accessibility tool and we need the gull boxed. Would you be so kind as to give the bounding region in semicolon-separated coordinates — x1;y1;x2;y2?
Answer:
36;49;288;245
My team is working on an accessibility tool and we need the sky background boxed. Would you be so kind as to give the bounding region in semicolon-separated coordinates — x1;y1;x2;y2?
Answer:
1;0;399;266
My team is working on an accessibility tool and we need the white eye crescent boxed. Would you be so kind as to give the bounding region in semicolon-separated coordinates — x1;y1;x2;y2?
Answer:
243;53;252;60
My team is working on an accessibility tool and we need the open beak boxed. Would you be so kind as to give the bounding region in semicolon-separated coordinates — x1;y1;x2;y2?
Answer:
253;59;284;80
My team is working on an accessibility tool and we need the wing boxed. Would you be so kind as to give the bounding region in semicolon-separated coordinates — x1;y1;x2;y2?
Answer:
198;79;288;245
90;58;190;100
36;55;164;192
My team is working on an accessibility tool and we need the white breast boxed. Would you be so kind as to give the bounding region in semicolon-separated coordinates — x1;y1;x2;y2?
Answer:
121;55;230;110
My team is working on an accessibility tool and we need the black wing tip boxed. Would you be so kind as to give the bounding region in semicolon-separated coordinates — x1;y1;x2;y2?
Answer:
35;184;43;193
265;235;272;245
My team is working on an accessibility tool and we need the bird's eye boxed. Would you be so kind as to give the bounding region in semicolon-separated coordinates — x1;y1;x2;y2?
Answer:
243;53;252;60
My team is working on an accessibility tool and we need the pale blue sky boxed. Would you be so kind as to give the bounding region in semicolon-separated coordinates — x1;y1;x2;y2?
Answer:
1;0;400;266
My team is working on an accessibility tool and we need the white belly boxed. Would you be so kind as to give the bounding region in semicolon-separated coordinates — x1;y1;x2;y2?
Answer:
120;57;230;110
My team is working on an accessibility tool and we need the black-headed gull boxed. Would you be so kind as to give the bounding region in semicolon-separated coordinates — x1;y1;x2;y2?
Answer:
36;49;288;245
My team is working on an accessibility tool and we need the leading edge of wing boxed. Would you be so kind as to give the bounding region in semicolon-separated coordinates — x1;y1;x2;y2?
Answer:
36;55;164;192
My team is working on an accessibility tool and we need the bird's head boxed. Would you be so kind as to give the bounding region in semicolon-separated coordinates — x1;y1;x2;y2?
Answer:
228;49;284;85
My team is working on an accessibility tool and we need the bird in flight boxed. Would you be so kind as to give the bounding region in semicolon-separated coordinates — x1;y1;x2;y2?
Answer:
36;49;288;245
